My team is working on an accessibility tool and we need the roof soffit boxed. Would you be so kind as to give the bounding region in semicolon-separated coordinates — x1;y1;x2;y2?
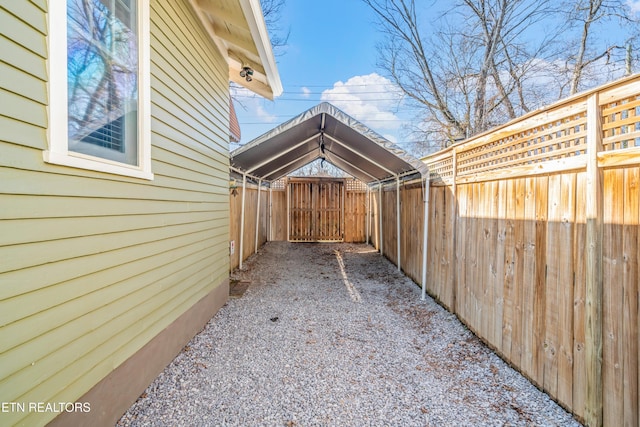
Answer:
190;0;283;100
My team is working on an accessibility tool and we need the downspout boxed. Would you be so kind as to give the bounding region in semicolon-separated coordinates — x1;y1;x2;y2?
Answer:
396;176;401;272
421;175;431;300
239;173;247;270
255;179;261;253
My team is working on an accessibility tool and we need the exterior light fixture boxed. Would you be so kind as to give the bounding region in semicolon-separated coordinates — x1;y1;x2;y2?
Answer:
239;66;253;82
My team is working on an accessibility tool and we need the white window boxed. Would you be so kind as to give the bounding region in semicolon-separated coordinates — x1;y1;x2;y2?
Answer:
46;0;152;180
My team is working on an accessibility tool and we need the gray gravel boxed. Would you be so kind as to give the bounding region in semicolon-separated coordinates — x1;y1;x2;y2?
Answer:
117;242;581;427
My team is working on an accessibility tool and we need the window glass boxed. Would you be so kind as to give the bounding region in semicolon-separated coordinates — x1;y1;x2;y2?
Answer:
66;0;138;165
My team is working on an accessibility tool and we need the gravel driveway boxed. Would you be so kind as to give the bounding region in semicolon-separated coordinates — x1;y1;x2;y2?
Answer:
118;242;581;426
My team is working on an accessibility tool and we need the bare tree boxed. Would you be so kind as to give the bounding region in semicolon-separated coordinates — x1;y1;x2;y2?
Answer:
564;0;638;95
260;0;289;55
364;0;638;154
363;0;559;152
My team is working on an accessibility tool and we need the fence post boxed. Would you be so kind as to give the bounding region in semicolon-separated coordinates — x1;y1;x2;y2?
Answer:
585;92;603;427
451;149;458;311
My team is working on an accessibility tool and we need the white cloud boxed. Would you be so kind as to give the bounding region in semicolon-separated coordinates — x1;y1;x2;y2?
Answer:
628;0;640;15
320;73;405;131
230;84;277;123
301;87;311;98
254;104;277;123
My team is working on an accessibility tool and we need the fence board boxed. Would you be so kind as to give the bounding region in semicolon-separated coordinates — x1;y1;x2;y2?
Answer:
501;179;516;362
603;168;625;426
533;175;548;388
622;167;639;427
455;183;469;318
545;174;561;398
557;172;576;409
511;178;528;374
572;172;587;421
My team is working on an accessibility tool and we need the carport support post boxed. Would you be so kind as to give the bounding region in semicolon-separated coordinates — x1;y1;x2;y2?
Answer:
421;175;430;301
239;173;247;270
268;187;273;241
379;183;383;255
366;186;370;245
396;176;401;272
255;179;262;253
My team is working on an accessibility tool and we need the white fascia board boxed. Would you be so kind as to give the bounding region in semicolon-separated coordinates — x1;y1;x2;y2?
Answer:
239;0;283;97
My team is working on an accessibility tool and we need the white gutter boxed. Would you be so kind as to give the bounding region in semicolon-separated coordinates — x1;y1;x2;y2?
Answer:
421;175;431;300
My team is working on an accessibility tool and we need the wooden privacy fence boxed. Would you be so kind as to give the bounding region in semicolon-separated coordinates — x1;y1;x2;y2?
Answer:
229;177;369;270
405;74;639;427
229;75;640;426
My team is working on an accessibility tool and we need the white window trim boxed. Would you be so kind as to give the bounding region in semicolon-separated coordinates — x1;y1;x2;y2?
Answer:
45;0;153;180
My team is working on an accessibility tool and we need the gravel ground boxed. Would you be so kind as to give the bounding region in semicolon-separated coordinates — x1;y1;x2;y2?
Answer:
118;242;581;427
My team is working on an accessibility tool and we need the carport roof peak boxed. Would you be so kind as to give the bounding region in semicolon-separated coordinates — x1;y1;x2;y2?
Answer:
230;102;429;184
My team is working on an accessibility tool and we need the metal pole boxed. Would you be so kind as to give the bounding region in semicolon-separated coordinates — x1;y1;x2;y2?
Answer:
268;187;272;241
255;179;261;253
286;178;291;241
239;174;247;270
421;175;431;300
379;183;383;255
396;176;401;272
366;186;370;245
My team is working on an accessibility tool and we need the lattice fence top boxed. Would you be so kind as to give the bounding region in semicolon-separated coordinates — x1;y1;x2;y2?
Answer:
271;179;286;190
422;76;640;184
456;111;587;178
345;179;368;192
602;94;640;151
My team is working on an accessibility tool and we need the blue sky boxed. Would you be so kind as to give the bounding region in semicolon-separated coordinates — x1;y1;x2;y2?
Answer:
232;0;640;153
232;0;407;146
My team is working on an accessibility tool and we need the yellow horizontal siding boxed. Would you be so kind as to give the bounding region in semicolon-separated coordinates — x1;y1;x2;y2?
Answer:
0;239;228;354
0;5;47;57
0;87;46;127
1;1;234;424
0;35;47;80
1;225;229;314
0;1;47;34
0;220;222;284
0;194;221;219
4;266;218;426
0;247;222;386
0;61;47;103
0;116;46;149
0;210;225;246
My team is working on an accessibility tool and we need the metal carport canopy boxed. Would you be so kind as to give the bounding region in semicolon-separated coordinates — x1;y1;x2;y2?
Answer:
229;102;431;302
229;102;429;184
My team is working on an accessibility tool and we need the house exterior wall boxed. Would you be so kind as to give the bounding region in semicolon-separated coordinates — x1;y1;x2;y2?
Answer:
0;1;232;425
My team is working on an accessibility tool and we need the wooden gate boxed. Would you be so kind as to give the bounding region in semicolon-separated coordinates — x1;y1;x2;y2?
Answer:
289;178;344;242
